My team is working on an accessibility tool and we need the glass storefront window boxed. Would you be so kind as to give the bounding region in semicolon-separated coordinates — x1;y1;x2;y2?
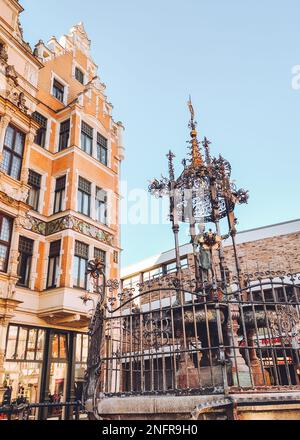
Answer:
17;327;27;360
3;361;42;410
5;326;45;362
3;325;88;419
5;326;18;359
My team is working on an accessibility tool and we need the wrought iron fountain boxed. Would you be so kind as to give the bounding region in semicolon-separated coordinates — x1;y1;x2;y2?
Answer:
82;100;300;420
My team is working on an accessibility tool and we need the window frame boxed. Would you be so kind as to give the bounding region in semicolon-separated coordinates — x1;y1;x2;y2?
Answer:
46;240;61;289
17;237;34;288
81;122;93;156
27;170;42;212
32;112;48;149
0;213;13;273
95;187;107;225
96;133;108;167
52;78;65;103
53;175;66;214
77;177;91;217
73;241;89;289
75;67;85;85
1;124;25;181
58;119;70;151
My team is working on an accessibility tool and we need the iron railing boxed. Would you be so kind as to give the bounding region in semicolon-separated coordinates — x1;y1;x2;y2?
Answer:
0;401;85;421
96;273;300;397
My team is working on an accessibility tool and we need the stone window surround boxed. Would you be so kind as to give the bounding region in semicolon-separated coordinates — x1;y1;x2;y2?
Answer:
69;230;111;291
43;234;64;291
50;71;69;106
49;170;70;216
78;113;112;169
27;167;48;215
32;109;51;151
72;60;87;86
75;169;112;227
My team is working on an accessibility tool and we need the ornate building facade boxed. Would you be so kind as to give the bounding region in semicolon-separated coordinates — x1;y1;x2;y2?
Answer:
0;0;124;419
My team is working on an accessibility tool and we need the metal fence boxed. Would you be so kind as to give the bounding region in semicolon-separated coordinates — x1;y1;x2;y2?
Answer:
0;401;85;421
99;272;300;397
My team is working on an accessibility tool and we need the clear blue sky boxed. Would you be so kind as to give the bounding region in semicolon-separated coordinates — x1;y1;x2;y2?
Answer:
21;0;300;267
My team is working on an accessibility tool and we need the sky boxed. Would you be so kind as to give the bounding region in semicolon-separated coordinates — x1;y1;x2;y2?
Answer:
21;0;300;268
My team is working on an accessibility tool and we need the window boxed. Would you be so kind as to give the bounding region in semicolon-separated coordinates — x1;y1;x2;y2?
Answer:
32;112;47;148
5;325;45;362
78;177;91;217
0;214;12;272
95;187;107;224
94;248;106;268
162;257;188;276
73;241;89;289
81;122;93;155
54;176;66;214
97;133;108;166
75;67;84;85
17;237;34;287
1;125;25;180
47;240;61;289
52;78;65;102
93;248;106;293
27;170;42;212
58;119;70;151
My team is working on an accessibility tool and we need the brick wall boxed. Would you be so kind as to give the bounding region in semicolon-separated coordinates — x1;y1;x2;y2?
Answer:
223;232;300;276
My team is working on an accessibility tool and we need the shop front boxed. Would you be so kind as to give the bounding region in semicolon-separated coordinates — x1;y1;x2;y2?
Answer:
1;324;88;420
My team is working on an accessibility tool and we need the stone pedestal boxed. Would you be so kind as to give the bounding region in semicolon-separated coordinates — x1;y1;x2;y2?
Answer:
176;353;200;389
248;330;271;386
228;305;252;387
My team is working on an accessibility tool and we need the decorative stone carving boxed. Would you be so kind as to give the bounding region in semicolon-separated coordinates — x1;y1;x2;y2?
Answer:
21;214;114;246
0;280;17;300
0;180;29;203
18;92;29;114
6;65;18;86
0;44;8;64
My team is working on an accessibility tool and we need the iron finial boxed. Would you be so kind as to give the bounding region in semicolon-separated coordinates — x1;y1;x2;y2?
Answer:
187;97;203;168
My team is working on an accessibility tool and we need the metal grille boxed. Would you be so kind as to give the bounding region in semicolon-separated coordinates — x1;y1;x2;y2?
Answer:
75;241;89;259
18;237;33;255
96;187;106;202
32;112;47;129
81;122;93;138
75;67;84;84
98;273;300;397
49;240;61;257
60;119;70;134
97;133;107;148
94;248;106;263
78;176;91;194
55;175;66;191
28;170;41;188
